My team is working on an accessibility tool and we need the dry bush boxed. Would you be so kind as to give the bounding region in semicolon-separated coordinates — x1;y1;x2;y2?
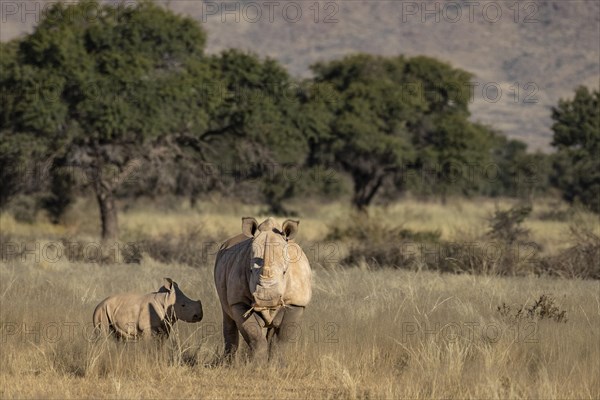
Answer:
497;294;568;323
486;204;532;245
0;232;16;261
439;239;542;276
327;213;441;243
56;228;223;267
328;213;441;270
60;238;143;264
536;207;575;222
140;228;221;268
538;226;600;279
330;210;543;276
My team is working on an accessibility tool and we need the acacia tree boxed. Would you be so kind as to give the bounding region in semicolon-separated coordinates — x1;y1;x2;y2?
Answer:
487;137;551;200
551;86;600;213
404;56;496;202
0;41;55;209
310;54;488;209
414;114;495;202
309;55;421;210
191;49;309;214
1;1;214;239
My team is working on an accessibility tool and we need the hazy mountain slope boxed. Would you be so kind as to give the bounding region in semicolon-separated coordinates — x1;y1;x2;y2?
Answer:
2;0;598;150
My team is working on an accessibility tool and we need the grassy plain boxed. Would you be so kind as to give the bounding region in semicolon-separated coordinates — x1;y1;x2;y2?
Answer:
1;197;599;398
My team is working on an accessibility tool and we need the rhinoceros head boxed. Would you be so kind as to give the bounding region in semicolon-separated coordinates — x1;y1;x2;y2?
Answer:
159;278;203;323
242;217;300;308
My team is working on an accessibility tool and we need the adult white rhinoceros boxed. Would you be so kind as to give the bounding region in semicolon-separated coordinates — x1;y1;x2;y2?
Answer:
214;217;312;361
93;278;203;340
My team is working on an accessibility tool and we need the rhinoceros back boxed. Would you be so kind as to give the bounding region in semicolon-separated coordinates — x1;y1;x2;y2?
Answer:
214;235;254;311
92;293;170;339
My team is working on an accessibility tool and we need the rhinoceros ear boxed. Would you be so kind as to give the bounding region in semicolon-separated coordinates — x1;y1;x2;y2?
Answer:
282;219;300;241
242;217;258;237
163;278;175;292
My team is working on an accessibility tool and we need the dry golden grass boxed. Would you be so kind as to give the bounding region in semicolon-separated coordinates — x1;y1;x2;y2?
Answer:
1;259;599;399
1;197;599;398
5;195;596;252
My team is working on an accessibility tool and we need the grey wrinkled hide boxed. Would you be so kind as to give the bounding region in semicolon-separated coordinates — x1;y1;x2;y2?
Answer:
93;278;202;340
214;217;312;362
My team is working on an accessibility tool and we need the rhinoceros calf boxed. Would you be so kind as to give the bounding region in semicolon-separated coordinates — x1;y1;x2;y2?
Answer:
93;278;202;340
214;217;312;361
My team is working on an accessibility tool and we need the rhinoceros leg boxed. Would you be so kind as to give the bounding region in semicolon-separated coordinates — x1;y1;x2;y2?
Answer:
230;303;268;362
222;310;239;359
276;305;304;344
265;306;304;364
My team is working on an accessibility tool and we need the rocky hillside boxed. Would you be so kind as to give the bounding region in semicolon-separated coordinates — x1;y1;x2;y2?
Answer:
2;0;598;150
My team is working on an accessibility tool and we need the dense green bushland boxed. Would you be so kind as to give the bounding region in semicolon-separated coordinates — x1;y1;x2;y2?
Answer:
1;1;598;241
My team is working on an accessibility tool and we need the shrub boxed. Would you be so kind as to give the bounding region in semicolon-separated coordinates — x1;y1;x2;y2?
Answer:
328;214;441;270
141;228;220;268
0;232;17;261
537;207;574;222
344;241;420;270
539;226;600;279
61;238;142;264
9;195;39;224
61;231;216;267
330;208;544;276
327;214;441;243
498;294;568;323
437;241;495;274
487;204;532;244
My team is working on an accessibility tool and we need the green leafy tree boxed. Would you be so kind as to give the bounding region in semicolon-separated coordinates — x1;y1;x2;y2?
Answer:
0;41;52;208
310;54;423;210
1;1;214;238
488;137;551;200
40;163;75;224
404;56;496;202
201;49;309;214
415;115;495;202
551;86;600;213
310;54;492;209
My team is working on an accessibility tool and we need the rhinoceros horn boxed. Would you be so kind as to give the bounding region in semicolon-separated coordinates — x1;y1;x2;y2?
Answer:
261;236;275;279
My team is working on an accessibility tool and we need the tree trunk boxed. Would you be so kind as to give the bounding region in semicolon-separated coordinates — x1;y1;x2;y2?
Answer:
90;150;138;241
352;174;384;212
96;189;118;241
352;192;369;212
440;185;448;205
